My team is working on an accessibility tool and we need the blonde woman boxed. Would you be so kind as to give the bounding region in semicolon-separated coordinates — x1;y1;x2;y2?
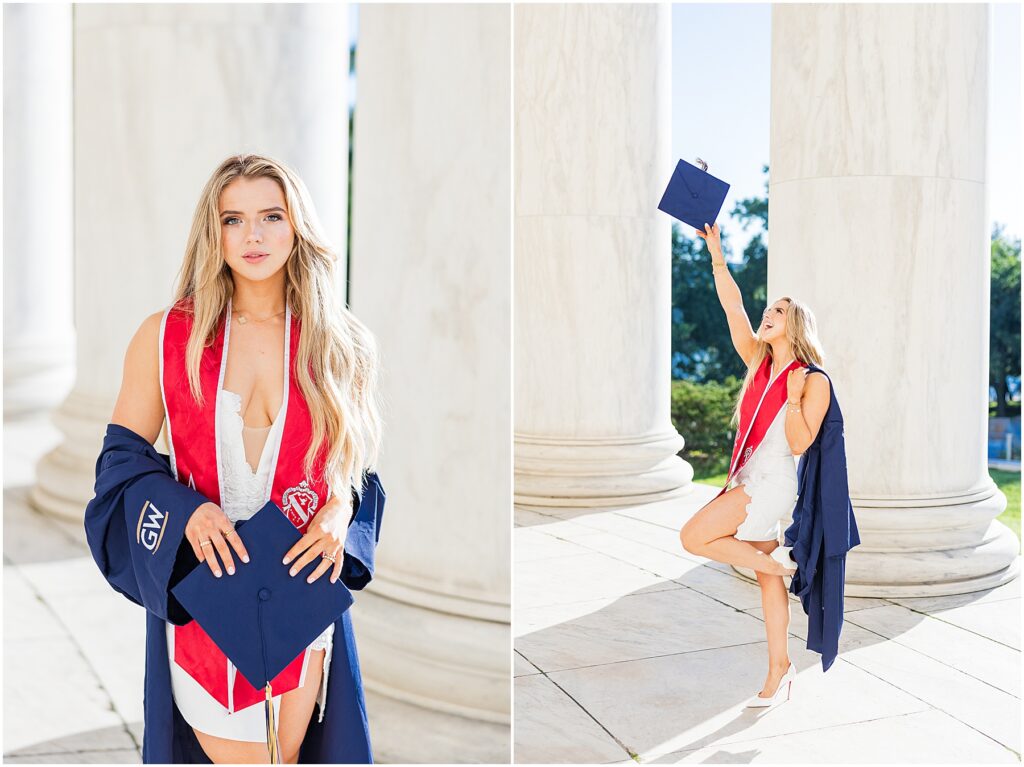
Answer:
679;222;830;709
85;153;384;763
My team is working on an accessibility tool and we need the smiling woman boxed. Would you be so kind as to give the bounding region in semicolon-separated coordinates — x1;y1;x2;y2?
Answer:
84;153;385;764
679;220;857;706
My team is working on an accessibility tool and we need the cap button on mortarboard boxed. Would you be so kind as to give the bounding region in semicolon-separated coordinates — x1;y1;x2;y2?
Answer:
170;500;355;705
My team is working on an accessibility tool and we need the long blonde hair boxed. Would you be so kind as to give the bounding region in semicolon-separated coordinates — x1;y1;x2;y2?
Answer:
729;297;825;429
172;153;383;494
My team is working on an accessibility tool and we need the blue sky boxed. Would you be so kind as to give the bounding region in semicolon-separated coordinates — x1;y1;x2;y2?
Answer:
348;4;1020;258
671;3;1022;259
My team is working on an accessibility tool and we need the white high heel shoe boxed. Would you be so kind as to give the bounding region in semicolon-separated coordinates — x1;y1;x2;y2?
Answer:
770;545;797;574
746;661;796;708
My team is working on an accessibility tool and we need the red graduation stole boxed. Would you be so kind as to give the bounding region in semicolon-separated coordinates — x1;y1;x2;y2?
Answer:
715;355;804;500
160;297;331;712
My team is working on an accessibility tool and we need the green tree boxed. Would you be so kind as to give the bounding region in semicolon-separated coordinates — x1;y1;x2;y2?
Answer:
990;223;1021;416
671;164;769;382
670;223;735;380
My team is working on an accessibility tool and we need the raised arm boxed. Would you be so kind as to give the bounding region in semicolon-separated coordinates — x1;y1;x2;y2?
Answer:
696;223;757;367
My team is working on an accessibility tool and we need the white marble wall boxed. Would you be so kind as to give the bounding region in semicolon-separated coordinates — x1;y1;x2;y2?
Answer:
3;4;76;417
349;3;511;738
757;4;1018;596
32;3;349;519
514;3;691;507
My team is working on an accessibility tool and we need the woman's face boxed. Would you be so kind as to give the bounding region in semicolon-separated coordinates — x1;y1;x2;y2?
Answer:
219;176;295;282
759;300;789;343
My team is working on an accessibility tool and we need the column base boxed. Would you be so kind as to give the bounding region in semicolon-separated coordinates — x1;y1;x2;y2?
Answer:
31;387;112;523
733;482;1022;597
514;429;692;507
364;688;509;763
352;579;509;725
3;341;75;418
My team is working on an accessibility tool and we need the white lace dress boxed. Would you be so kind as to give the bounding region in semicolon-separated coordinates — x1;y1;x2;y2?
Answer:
166;388;335;742
728;406;800;542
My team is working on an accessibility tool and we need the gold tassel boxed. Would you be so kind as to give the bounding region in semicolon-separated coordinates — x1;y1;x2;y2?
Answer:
265;682;280;764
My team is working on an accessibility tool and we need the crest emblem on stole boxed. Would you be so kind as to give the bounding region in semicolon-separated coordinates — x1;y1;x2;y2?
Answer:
282;480;320;528
740;445;753;469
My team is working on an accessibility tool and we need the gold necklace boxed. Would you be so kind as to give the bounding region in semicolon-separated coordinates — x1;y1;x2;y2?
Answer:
772;353;796;378
233;308;285;325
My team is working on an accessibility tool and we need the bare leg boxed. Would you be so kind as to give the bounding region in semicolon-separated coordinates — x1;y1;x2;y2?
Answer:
192;729;270;763
192;648;325;764
750;540;794;697
679;484;793;576
277;648;325;764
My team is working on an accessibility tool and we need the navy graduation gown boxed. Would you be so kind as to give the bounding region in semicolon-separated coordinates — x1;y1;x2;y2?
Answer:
781;365;860;672
83;423;384;763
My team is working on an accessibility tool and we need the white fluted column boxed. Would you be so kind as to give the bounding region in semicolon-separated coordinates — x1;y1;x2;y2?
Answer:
3;4;76;417
349;4;510;738
32;4;349;521
766;4;1017;596
514;3;690;507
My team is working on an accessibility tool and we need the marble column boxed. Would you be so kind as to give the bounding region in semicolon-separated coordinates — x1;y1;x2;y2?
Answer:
349;3;510;740
752;4;1018;596
32;4;349;521
514;3;690;507
3;4;76;417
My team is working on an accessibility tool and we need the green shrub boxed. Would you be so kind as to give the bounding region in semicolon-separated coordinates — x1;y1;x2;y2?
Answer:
672;376;743;480
991;469;1021;542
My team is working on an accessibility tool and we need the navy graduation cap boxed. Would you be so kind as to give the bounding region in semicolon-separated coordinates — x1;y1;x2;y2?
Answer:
172;501;354;762
657;157;731;230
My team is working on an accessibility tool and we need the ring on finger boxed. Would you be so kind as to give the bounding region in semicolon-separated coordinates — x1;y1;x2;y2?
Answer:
321;551;337;563
223;529;236;538
200;539;213;547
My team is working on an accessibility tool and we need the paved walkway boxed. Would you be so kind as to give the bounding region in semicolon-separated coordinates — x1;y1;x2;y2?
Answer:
514;486;1022;764
3;413;507;764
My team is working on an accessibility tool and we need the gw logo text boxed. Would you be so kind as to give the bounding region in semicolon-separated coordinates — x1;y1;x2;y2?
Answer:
136;501;170;553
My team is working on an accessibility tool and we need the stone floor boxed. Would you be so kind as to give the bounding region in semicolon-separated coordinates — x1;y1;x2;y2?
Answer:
2;412;509;764
514;487;1022;764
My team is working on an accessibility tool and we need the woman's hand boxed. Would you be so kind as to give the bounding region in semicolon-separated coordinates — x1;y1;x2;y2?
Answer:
787;367;808;403
281;493;354;584
695;222;724;261
185;502;250;578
